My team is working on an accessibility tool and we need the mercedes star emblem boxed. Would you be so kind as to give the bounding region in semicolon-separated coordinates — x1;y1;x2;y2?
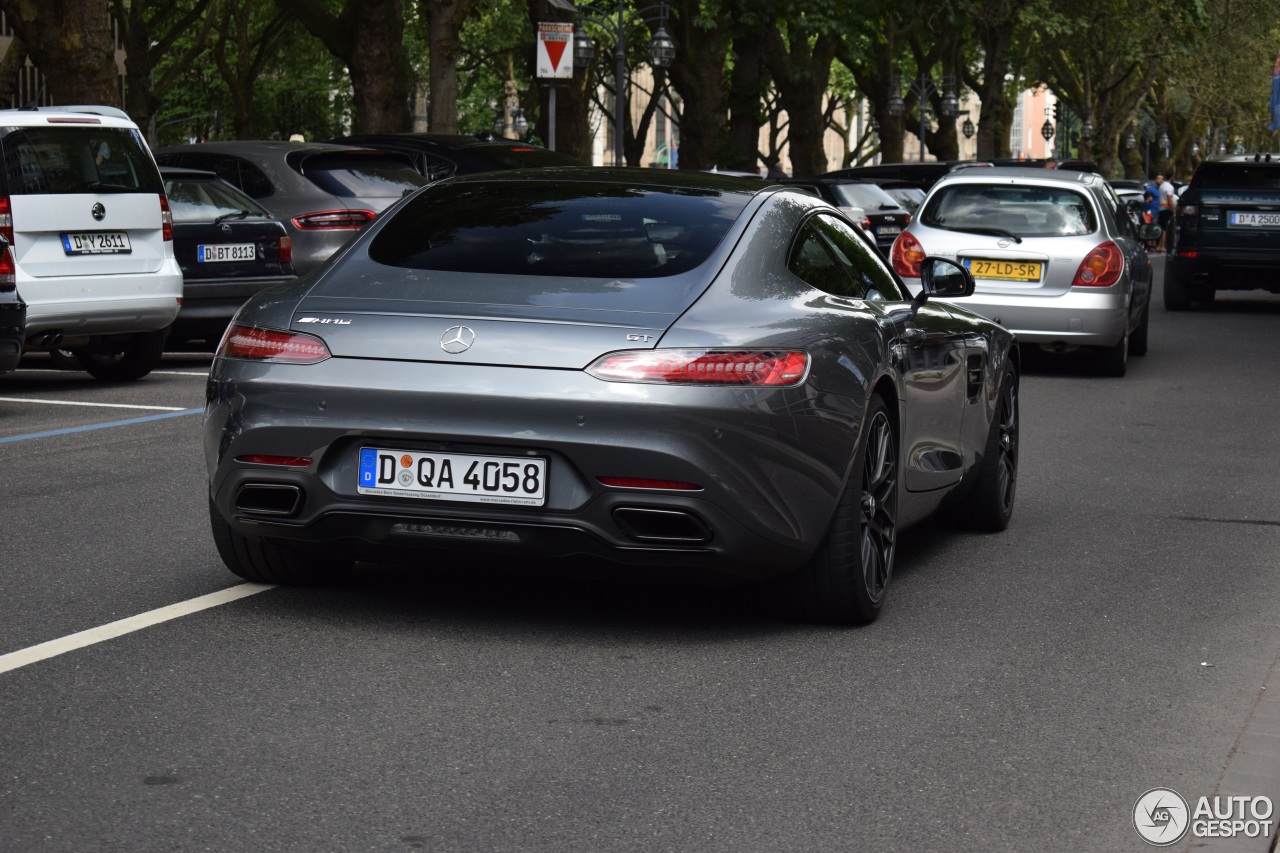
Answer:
440;325;476;354
91;202;106;221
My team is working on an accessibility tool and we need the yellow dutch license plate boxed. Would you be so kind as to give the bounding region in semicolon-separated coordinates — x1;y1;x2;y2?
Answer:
966;259;1042;281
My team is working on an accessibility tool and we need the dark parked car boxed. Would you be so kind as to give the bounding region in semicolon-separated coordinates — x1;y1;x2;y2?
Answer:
330;133;585;182
873;179;927;215
155;141;429;274
204;169;1019;625
0;241;24;374
160;167;296;347
822;161;991;192
1165;154;1280;309
776;177;911;255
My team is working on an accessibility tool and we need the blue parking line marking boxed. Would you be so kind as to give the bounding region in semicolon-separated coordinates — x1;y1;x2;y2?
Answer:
0;408;202;444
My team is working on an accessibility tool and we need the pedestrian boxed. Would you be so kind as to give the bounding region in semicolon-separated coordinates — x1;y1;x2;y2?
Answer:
1142;190;1159;249
1157;173;1176;250
763;155;788;180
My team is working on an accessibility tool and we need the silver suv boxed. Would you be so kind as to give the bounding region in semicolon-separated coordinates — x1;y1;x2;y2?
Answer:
0;105;182;379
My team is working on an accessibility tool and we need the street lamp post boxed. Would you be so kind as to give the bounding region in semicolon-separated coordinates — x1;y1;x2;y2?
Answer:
886;73;958;162
571;1;675;167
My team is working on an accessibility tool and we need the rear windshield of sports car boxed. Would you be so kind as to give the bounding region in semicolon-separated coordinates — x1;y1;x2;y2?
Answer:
367;182;748;278
0;126;162;195
921;183;1097;237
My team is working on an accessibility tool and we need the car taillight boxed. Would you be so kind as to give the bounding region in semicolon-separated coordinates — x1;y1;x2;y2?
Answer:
237;455;313;467
0;195;13;246
597;476;702;490
216;324;330;363
159;194;173;242
586;349;809;386
1071;240;1124;287
291;209;376;230
278;236;292;264
891;230;925;277
0;245;14;290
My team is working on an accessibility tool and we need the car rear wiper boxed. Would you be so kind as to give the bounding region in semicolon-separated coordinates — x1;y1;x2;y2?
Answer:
83;181;137;193
213;210;255;225
934;224;1023;243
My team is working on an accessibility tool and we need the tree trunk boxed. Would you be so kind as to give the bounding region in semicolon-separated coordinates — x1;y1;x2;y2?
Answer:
0;0;118;105
276;0;411;134
763;28;836;177
421;0;476;134
666;0;729;170
725;34;764;171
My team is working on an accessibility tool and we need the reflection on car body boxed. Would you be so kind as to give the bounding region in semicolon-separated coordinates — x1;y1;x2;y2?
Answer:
204;168;1019;625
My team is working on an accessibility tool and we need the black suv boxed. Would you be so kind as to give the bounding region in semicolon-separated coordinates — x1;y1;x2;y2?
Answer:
1165;154;1280;310
329;133;584;182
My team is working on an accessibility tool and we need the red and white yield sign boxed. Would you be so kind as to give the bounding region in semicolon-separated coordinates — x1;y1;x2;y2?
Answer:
537;23;574;79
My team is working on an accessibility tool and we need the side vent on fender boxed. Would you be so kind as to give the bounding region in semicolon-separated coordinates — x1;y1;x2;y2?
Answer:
966;355;984;404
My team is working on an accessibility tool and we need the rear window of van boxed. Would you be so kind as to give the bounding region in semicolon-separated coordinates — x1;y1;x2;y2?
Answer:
0;126;162;195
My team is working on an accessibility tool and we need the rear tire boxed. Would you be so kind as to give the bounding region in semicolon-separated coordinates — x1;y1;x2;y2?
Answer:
209;497;353;585
1128;303;1150;356
1095;328;1128;377
1164;270;1192;311
963;368;1018;532
75;330;167;380
789;395;897;625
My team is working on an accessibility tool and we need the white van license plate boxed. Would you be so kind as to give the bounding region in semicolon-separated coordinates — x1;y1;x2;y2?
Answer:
61;232;132;255
358;447;547;506
198;244;255;262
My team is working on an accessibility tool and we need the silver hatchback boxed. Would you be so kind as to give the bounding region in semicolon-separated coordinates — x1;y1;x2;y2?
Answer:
890;168;1162;376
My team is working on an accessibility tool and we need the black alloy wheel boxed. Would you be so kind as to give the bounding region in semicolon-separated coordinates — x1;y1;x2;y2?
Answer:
790;395;898;625
965;368;1019;532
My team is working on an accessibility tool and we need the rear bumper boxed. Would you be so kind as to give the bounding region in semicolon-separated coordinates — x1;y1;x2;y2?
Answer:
20;265;183;338
904;278;1130;347
1167;249;1280;291
174;275;295;329
204;356;859;579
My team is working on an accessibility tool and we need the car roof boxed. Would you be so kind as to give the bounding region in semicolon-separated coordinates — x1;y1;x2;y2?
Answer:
932;166;1106;188
0;104;139;129
159;166;223;180
155;140;384;157
447;166;773;194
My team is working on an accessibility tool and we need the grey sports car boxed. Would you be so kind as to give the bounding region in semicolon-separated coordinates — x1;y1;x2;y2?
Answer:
205;169;1020;624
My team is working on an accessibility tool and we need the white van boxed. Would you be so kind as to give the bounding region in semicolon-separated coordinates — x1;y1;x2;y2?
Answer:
0;105;182;379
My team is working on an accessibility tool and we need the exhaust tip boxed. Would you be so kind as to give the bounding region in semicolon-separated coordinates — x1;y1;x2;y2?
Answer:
613;507;712;544
234;483;303;517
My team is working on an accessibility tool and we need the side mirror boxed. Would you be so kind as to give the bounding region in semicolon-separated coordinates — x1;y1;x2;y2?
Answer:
920;256;975;298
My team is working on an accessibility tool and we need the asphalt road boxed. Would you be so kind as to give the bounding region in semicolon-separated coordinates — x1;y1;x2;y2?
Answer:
2;258;1279;852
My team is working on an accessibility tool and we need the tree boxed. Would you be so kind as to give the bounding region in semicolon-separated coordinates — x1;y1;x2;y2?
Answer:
419;0;481;134
275;0;413;133
112;0;219;138
0;0;118;104
666;0;733;170
761;5;839;176
212;0;294;138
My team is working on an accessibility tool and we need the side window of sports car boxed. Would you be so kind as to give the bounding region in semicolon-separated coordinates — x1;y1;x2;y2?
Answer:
812;213;905;302
787;220;857;297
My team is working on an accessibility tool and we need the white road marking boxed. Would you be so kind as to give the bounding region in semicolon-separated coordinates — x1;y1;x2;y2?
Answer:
0;584;276;675
0;397;189;411
150;371;209;376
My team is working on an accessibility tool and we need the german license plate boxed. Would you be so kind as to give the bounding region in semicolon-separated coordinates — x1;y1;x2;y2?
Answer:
358;447;546;506
965;258;1042;281
878;226;901;236
61;231;131;255
197;243;255;262
1229;211;1280;227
